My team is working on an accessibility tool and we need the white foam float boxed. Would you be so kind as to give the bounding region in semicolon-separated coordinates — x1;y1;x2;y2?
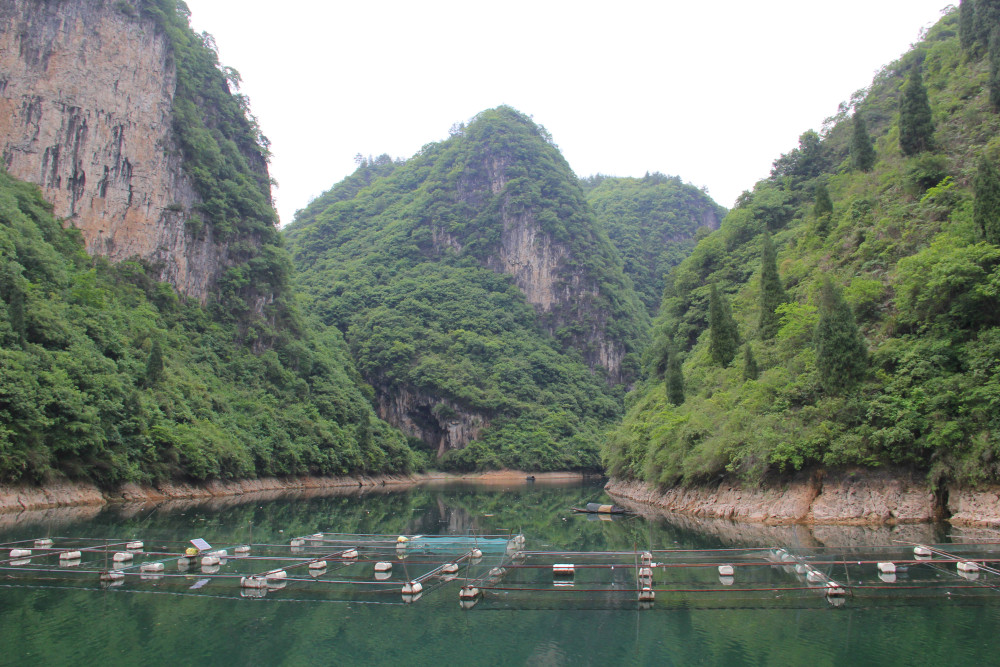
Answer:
290;538;305;547
374;561;393;573
100;570;125;582
177;557;191;569
234;545;251;554
718;564;735;577
402;581;423;595
806;570;826;584
877;562;896;574
913;545;933;557
441;563;458;574
9;549;31;558
309;561;327;570
34;538;53;548
825;582;847;597
267;570;288;581
240;575;268;589
113;552;133;562
200;555;220;566
459;586;479;600
958;561;980;573
140;562;165;572
638;586;655;602
342;549;359;559
59;550;82;560
638;567;653;580
126;541;144;550
553;563;575;576
470;548;483;559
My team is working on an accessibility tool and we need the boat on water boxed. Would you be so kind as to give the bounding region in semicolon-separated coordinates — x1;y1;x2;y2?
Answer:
571;502;631;515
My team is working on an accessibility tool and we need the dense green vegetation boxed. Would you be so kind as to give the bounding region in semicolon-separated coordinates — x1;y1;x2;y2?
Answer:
0;171;417;484
605;6;1000;488
286;107;648;471
583;174;726;314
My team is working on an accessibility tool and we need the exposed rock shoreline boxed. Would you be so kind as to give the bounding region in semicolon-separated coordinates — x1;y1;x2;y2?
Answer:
605;469;1000;528
0;470;587;514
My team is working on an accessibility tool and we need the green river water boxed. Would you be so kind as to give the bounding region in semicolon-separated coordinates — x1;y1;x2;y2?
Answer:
0;479;997;666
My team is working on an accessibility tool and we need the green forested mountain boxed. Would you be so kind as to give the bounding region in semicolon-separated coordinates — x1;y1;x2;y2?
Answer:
583;174;726;314
0;171;415;484
285;107;648;471
605;6;1000;488
0;1;417;486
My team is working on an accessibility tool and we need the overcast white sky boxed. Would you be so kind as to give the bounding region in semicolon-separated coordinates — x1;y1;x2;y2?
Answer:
182;0;952;225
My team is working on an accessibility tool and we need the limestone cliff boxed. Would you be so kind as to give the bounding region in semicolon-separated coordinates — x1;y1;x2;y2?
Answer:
0;0;272;304
376;387;489;457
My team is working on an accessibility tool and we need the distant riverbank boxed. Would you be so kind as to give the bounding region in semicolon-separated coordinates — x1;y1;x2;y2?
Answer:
606;469;1000;528
0;470;593;514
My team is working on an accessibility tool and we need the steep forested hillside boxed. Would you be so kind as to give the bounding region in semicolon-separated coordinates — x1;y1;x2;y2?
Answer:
0;0;420;486
583;174;726;314
285;107;648;471
0;171;415;484
605;6;1000;489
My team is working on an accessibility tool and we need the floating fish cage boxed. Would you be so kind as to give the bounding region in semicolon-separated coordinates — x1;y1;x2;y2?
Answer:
2;535;999;610
456;542;1000;611
0;532;522;604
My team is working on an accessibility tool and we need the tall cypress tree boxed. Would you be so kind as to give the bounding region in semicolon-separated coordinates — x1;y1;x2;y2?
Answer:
974;154;1000;244
813;182;833;218
899;65;934;156
743;344;759;381
666;347;685;406
975;0;1000;48
850;112;876;172
991;27;1000;110
144;340;165;387
708;283;739;367
815;277;868;394
961;0;977;51
758;234;787;339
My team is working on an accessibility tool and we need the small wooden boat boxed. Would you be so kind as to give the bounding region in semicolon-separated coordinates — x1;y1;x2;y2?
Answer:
572;502;631;515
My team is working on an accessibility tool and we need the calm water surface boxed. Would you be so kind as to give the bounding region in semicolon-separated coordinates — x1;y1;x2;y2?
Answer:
0;479;996;666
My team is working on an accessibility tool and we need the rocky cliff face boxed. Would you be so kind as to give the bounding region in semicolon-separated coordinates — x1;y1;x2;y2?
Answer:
376;387;489;457
0;0;241;302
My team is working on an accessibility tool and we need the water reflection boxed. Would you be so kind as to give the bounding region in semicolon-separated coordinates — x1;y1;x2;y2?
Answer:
0;479;997;666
